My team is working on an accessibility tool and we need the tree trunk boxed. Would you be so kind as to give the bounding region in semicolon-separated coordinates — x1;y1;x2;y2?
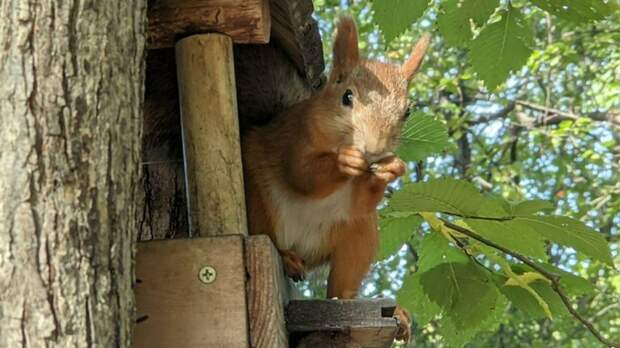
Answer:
0;1;146;346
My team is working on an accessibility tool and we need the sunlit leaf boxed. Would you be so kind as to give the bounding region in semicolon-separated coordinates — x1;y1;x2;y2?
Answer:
390;178;511;218
469;6;533;90
373;0;429;43
463;219;548;260
377;212;422;261
398;112;452;162
516;216;613;265
531;0;619;22
437;0;498;46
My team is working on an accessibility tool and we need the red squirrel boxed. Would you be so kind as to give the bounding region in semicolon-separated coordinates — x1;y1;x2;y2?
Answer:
242;16;429;341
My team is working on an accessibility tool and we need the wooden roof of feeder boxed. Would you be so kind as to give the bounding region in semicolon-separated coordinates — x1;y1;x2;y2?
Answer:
147;0;325;88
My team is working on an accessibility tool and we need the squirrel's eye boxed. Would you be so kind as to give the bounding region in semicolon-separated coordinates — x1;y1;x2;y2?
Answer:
403;106;411;120
342;89;353;107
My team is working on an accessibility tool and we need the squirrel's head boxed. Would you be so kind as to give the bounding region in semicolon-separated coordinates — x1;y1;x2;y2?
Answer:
312;16;430;164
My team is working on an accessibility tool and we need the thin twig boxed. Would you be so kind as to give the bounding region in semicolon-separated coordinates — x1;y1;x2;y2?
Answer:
515;100;620;126
440;218;619;348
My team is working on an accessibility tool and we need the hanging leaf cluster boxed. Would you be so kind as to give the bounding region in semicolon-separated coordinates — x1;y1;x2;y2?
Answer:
372;0;619;90
377;177;613;347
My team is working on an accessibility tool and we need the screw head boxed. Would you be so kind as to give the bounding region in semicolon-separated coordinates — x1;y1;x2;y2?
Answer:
198;266;216;284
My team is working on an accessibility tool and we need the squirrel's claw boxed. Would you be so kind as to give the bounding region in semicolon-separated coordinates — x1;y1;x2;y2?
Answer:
280;250;306;282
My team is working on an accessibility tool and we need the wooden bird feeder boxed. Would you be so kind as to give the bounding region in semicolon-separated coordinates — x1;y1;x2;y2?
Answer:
134;1;400;347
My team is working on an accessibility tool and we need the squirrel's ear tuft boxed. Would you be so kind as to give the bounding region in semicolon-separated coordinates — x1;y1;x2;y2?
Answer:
331;16;360;83
403;33;431;81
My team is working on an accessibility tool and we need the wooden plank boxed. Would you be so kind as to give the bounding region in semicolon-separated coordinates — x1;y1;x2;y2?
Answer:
270;0;325;89
148;0;270;48
134;236;249;347
246;236;289;348
287;299;399;348
176;34;248;237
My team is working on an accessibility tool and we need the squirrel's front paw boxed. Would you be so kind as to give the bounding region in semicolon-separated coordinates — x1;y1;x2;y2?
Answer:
369;156;406;183
337;145;368;177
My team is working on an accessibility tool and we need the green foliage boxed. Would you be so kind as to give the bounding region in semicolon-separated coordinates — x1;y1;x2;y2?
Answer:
398;112;452;162
377;211;422;261
372;0;618;89
530;0;620;22
511;199;554;215
398;233;467;325
464;219;549;260
384;180;614;346
513;216;613;265
469;6;533;90
437;0;498;46
372;0;429;43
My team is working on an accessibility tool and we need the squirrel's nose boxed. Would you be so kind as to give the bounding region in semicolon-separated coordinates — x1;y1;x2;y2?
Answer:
365;150;392;164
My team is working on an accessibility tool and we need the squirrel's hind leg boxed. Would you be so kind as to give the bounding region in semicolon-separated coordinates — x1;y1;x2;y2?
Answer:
326;217;378;299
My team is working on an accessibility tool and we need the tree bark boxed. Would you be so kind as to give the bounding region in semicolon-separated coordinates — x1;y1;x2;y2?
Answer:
0;1;146;347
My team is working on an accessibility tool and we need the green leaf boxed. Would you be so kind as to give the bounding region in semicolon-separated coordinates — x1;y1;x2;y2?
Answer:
390;178;511;218
398;112;452;162
533;263;595;296
398;232;468;326
421;261;501;330
515;216;613;265
512;199;554;215
494;272;568;319
398;273;441;326
437;0;498;46
439;293;507;348
477;194;513;218
373;0;429;43
531;0;619;22
376;212;422;261
418;232;470;272
463;219;548;260
469;6;533;90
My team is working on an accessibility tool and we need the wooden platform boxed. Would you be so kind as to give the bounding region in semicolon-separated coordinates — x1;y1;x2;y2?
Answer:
287;298;400;348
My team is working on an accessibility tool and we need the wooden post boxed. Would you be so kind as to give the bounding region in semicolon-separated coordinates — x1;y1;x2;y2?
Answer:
176;34;248;237
246;236;290;347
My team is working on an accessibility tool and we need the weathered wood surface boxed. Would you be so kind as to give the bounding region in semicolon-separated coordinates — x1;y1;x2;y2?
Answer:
134;236;249;347
287;299;399;348
270;0;325;89
0;0;146;346
147;0;270;48
246;235;289;348
176;34;248;237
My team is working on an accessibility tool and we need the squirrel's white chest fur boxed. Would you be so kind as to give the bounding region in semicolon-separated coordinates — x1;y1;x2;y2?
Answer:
268;180;353;261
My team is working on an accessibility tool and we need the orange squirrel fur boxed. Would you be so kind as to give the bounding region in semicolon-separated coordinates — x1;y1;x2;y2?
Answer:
242;16;430;340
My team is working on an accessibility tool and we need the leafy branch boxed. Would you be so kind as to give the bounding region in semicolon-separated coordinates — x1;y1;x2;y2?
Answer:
372;0;619;90
439;218;619;348
380;178;616;347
